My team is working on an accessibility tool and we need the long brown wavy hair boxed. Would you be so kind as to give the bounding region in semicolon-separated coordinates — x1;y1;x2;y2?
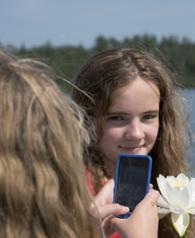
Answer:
72;48;193;237
0;50;103;238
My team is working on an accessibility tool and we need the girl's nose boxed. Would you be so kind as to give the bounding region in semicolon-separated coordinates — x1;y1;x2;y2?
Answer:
124;120;144;140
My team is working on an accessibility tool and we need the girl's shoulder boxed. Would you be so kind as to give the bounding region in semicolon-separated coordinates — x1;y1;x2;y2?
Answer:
85;167;108;194
85;168;96;195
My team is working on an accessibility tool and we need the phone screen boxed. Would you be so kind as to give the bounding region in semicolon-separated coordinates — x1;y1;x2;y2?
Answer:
114;154;152;214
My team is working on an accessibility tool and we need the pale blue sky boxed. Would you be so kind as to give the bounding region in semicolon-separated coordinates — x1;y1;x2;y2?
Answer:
0;0;195;48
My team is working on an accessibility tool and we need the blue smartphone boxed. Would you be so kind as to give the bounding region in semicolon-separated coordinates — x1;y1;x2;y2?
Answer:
113;153;152;218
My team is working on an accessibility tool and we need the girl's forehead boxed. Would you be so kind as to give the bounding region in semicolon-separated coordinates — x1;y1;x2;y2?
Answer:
109;76;160;112
112;76;160;97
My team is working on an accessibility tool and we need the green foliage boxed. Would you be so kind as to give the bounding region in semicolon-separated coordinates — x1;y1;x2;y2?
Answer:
1;35;195;92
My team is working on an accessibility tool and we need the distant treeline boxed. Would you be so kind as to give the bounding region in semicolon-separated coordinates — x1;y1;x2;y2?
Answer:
1;34;195;91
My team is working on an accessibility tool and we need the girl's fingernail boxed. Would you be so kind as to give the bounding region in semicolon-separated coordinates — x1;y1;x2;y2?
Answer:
122;206;129;212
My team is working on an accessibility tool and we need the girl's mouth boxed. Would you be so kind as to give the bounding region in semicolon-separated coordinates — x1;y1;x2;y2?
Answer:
118;145;145;153
119;145;144;149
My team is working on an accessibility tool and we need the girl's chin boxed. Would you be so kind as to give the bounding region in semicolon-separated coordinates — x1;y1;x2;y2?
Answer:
119;148;146;154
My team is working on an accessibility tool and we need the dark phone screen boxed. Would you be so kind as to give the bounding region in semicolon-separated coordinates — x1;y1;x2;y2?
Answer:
114;156;149;212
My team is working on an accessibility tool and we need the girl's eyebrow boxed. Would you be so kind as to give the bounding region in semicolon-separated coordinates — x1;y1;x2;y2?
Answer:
106;111;129;115
106;112;129;115
106;110;159;115
142;110;159;114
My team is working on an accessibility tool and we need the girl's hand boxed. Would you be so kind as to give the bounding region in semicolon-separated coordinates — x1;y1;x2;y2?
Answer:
90;179;159;238
90;179;129;235
111;189;159;238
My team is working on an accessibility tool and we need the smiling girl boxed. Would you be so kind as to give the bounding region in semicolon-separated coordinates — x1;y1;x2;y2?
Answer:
99;76;160;177
72;48;192;237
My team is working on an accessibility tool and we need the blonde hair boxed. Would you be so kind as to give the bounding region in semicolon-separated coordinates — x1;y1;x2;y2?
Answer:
0;50;102;238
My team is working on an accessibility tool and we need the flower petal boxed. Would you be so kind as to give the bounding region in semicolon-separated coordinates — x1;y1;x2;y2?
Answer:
157;175;170;202
157;207;170;214
185;198;195;214
171;213;190;237
189;178;195;189
157;195;170;209
186;207;195;214
171;187;190;209
157;194;170;215
177;173;190;185
161;182;179;206
188;178;195;202
167;175;177;185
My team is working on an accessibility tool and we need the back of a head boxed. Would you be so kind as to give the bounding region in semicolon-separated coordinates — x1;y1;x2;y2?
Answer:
0;50;102;238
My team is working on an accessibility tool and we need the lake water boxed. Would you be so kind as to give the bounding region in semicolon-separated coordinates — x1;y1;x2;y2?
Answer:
181;88;195;176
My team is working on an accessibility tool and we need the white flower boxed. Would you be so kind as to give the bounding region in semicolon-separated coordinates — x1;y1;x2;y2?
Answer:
157;173;195;237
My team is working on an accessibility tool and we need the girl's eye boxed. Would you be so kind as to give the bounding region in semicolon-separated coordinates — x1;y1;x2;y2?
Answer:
107;115;125;121
105;115;130;127
142;113;158;121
